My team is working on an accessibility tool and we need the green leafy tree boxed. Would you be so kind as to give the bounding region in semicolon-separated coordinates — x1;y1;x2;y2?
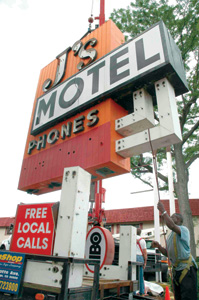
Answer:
110;0;199;257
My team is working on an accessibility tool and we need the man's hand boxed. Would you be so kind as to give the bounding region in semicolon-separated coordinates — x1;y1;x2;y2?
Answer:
157;201;165;214
151;241;160;248
151;241;168;256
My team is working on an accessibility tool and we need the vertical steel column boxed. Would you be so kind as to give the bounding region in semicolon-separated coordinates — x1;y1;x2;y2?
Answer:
94;180;102;224
99;0;105;25
153;153;160;243
152;153;162;282
91;262;100;300
166;146;176;215
59;260;70;300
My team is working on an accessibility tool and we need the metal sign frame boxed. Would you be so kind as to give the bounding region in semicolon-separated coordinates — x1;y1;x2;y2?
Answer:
31;21;188;136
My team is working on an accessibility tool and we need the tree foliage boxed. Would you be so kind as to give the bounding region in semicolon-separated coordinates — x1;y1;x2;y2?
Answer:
110;0;199;256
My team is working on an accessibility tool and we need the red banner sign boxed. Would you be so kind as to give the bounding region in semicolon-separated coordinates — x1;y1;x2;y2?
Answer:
10;203;56;255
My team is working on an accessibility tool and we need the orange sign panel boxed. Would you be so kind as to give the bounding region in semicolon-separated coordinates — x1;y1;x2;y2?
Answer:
18;20;130;195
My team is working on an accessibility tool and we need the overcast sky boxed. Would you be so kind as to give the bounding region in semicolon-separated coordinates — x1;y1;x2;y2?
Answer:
0;0;198;218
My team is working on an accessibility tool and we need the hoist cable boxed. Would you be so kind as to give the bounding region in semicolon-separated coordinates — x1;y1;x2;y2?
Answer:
91;0;94;16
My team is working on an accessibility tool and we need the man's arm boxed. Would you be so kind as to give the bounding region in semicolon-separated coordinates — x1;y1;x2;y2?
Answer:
157;202;181;235
151;241;168;257
142;248;147;269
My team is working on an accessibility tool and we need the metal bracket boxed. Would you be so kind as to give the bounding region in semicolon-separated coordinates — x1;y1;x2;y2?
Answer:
116;78;182;157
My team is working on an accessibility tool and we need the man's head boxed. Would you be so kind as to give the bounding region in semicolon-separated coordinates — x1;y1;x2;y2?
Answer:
137;228;142;236
171;213;183;225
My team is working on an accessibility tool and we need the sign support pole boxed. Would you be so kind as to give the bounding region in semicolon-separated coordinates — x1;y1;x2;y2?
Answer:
166;146;176;215
152;153;162;282
99;0;105;25
95;0;105;26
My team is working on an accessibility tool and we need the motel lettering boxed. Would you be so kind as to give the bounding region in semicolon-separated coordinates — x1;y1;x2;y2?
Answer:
32;25;165;136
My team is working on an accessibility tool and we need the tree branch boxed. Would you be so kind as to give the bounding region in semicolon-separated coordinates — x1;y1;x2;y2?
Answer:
187;115;199;120
181;95;198;129
183;119;199;144
186;153;199;169
133;173;153;188
132;163;169;185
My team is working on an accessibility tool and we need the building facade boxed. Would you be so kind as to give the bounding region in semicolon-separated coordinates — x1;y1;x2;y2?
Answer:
0;199;198;256
0;217;15;244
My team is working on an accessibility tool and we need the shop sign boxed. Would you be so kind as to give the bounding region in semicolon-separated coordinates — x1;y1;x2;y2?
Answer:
0;251;25;295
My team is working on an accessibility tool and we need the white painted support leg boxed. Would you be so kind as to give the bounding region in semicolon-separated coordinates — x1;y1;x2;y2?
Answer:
53;167;91;288
166;147;176;215
152;155;162;282
153;155;160;244
23;167;91;290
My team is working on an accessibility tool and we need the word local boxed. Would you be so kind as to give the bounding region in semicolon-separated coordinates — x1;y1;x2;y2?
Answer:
28;109;99;154
16;223;51;250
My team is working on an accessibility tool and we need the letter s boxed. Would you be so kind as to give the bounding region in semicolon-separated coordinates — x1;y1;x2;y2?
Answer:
76;38;97;70
87;109;99;127
42;238;48;250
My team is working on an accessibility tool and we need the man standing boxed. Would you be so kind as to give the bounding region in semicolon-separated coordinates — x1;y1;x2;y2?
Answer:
152;201;197;300
136;228;147;295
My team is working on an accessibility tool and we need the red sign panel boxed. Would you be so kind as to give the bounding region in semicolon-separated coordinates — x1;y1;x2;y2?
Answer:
10;203;56;255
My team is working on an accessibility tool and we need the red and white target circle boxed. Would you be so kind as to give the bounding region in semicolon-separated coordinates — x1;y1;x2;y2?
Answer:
85;226;115;273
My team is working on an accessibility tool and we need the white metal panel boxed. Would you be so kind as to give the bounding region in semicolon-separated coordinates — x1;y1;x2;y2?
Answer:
149;124;181;148
116;126;181;158
53;167;91;288
53;167;91;257
116;130;152;157
154;78;181;136
119;226;136;265
99;265;129;280
24;261;62;288
68;264;86;288
115;89;155;136
116;78;182;157
24;260;84;290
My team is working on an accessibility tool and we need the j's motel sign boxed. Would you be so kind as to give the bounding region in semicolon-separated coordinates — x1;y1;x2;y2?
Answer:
31;21;188;138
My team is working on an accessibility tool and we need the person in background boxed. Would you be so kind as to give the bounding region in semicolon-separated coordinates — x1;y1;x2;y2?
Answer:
152;201;197;300
136;227;147;295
